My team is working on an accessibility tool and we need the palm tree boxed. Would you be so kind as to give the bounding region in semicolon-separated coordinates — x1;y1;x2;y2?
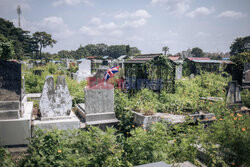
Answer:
162;46;169;55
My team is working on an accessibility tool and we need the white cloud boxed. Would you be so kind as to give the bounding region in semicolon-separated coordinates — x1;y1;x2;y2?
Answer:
217;10;245;19
13;16;75;40
109;30;123;37
194;32;210;38
187;7;215;18
122;18;147;28
90;17;101;25
52;0;92;7
151;0;191;15
98;22;119;30
79;26;100;36
115;10;151;19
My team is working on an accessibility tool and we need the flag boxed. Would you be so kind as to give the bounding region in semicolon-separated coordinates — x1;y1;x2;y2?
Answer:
104;66;119;82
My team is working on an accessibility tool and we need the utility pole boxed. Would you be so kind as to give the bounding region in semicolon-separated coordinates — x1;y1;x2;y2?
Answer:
17;5;21;28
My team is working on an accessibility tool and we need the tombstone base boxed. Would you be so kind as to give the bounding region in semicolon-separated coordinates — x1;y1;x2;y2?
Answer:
76;103;119;127
0;102;33;146
32;111;80;132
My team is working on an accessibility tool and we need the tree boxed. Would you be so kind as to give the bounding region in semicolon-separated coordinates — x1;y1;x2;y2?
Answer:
0;17;32;59
230;36;250;55
0;34;15;60
32;31;57;59
162;46;169;55
230;52;250;70
191;47;204;57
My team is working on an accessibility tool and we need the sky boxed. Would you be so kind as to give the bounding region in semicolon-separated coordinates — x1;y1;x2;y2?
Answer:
0;0;250;55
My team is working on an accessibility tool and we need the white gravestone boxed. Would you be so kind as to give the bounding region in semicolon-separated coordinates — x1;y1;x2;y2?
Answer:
75;59;91;82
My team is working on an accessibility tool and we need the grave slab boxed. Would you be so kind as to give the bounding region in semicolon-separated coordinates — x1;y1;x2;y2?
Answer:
0;102;33;146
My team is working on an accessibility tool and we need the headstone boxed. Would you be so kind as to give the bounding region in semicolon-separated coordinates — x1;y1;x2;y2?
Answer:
77;82;118;126
175;64;182;80
226;81;241;104
242;63;250;88
39;76;72;118
189;74;195;79
0;60;21;119
34;75;79;131
74;59;91;82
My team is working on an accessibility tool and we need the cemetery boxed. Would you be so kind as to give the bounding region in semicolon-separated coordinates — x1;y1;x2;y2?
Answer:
0;9;250;167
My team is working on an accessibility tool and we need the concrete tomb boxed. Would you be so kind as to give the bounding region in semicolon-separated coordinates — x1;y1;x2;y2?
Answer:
226;81;241;105
0;60;33;146
242;63;250;88
33;76;79;130
77;82;118;127
73;59;92;82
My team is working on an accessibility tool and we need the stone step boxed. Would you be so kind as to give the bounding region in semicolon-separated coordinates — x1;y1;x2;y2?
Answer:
86;119;119;126
85;112;117;122
0;110;19;120
0;101;20;110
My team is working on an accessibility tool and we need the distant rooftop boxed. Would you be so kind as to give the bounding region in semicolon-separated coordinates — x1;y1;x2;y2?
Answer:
117;55;127;60
191;59;234;64
76;58;87;62
168;56;180;61
187;57;211;61
124;53;162;64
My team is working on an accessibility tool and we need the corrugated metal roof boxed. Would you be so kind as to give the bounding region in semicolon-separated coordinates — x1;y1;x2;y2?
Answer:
192;60;234;64
169;56;180;61
124;53;162;64
187;57;211;61
76;58;87;62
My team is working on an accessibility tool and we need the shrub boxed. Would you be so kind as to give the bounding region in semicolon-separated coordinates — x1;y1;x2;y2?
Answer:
21;127;130;167
0;147;15;167
241;89;250;108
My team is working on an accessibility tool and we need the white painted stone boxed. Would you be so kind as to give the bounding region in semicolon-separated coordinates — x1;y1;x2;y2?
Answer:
0;102;33;146
75;59;92;82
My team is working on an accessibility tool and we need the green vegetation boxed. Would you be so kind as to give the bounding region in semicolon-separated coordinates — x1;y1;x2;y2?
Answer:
24;63;86;106
117;72;230;115
3;112;247;166
0;147;15;167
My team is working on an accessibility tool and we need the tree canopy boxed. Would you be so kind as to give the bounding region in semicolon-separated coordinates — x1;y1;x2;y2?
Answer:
33;31;57;59
230;36;250;55
191;47;204;57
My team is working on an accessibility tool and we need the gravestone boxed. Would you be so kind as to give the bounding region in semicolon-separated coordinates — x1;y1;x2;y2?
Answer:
242;63;250;88
0;60;33;146
34;76;79;130
74;59;92;82
226;81;241;105
175;64;182;80
77;82;118;127
39;76;72;118
0;60;21;119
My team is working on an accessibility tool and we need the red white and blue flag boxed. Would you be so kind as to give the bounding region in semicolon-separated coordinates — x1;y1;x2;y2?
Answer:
104;66;119;82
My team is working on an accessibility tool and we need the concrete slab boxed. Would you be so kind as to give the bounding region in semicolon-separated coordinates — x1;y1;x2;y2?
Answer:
32;112;80;132
0;102;33;146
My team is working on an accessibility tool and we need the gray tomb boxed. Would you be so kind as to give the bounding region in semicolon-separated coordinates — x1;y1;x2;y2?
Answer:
242;63;250;88
33;76;79;130
0;60;33;146
77;82;118;127
226;81;241;105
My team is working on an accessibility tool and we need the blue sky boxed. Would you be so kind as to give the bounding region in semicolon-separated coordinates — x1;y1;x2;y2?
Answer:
0;0;250;54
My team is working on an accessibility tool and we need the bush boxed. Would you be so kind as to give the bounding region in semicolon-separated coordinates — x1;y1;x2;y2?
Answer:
0;147;15;167
200;112;250;166
241;89;250;108
21;127;130;167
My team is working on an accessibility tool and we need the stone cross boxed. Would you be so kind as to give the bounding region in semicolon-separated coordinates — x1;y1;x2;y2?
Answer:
39;76;72;118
